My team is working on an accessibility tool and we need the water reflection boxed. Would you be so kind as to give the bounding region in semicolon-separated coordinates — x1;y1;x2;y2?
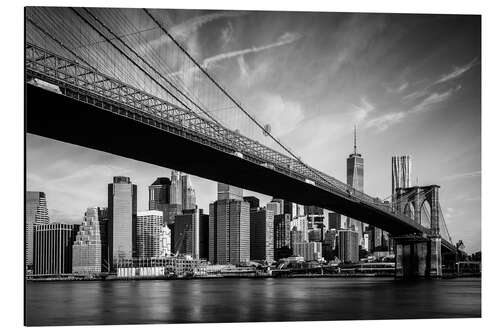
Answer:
26;277;481;326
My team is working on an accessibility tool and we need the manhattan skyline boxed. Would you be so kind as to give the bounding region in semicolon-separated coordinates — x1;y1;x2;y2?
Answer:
26;10;480;252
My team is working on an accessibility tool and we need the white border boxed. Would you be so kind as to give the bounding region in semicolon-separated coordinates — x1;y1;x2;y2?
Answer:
1;0;498;332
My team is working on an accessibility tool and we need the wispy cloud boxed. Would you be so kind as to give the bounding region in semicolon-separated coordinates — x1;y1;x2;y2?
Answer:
386;82;408;94
435;57;479;84
352;97;375;122
365;111;406;132
202;32;301;68
442;170;481;182
410;85;460;114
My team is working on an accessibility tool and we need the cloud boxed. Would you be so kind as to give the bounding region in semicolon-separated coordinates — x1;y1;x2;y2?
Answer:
435;57;479;84
442;170;481;182
409;85;460;114
352;97;375;122
387;82;408;93
365;111;406;132
220;21;234;47
202;32;301;68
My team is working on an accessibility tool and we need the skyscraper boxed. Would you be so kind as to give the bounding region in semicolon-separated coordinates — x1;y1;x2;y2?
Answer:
181;174;196;211
148;177;171;225
170;170;182;206
136;210;163;258
392;155;412;196
337;229;359;263
72;207;107;274
243;196;260;211
25;191;49;272
273;213;291;260
209;184;250;265
108;176;137;267
327;212;342;230
346;126;364;242
33;223;78;275
250;208;274;262
173;208;200;258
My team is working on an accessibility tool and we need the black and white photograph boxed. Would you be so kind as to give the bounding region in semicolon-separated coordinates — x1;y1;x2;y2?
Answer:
5;0;496;330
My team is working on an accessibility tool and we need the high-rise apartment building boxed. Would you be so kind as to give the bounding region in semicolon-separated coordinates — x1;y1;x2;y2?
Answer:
108;176;137;267
148;177;171;225
136;210;163;258
250;208;274;262
25;191;49;271
33;223;78;275
346;127;365;242
337;229;359;263
72;207;107;274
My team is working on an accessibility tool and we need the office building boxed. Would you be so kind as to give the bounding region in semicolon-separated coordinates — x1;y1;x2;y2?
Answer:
243;196;260;211
266;201;281;216
290;226;307;249
148;177;171;225
209;188;250;265
327;211;342;230
25;191;49;272
173;208;200;258
218;182;243;201
199;210;209;260
108;176;137;267
181;174;196;211
72;207;107;274
137;210;163;258
293;242;323;262
170;170;182;205
33;223;78;275
164;203;182;227
304;205;324;215
337;229;359;263
273;213;291;259
250;208;274;262
346;126;365;242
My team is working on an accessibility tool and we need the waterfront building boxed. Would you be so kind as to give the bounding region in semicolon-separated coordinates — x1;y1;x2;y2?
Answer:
108;176;137;267
337;229;359;263
250;207;274;262
181;174;196;211
209;187;250;265
199;210;209;260
25;191;49;272
273;213;291;260
72;207;107;274
33;223;78;275
292;242;323;262
346;126;365;242
115;256;207;278
136;210;163;258
173;208;200;258
159;224;171;257
148;177;171;225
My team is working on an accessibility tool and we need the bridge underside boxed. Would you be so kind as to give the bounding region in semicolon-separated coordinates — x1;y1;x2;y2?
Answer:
26;84;428;236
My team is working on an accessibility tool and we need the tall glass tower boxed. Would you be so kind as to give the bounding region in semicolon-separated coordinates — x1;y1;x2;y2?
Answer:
148;177;171;226
346;126;365;241
392;155;412;196
108;176;137;268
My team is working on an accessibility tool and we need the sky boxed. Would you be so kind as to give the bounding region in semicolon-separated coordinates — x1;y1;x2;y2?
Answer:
26;9;481;252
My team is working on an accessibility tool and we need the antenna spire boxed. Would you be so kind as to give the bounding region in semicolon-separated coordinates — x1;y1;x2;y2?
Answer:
354;125;358;155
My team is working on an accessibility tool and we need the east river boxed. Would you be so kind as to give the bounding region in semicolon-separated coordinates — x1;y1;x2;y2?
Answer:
25;277;481;326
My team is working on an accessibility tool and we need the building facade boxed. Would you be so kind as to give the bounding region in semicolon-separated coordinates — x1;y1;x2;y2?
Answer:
181;174;196;211
170;170;182;206
108;176;137;268
250;208;274;262
33;223;78;275
337;229;359;263
148;177;171;225
392;155;412;196
173;209;200;258
136;210;163;258
293;242;323;262
25;191;49;272
273;213;291;260
72;207;107;274
346;127;365;243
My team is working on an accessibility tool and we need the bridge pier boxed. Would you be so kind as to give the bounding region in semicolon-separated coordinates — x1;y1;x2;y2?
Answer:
393;236;442;279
